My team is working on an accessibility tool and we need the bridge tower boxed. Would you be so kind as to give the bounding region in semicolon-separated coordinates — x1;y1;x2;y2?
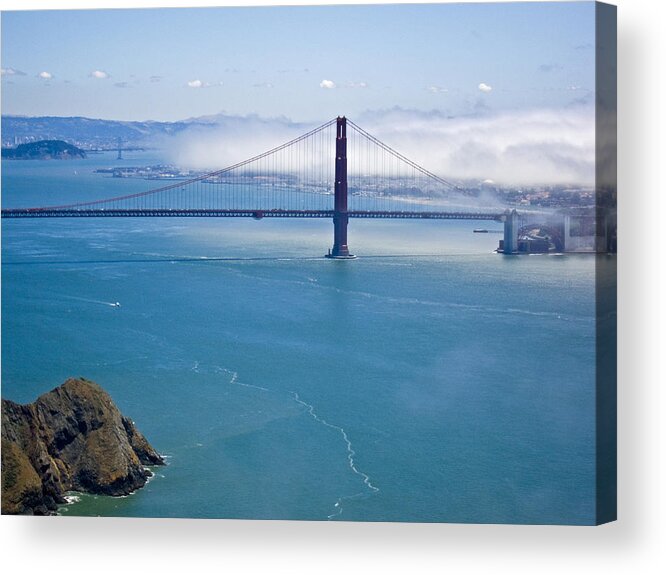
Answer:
326;116;356;259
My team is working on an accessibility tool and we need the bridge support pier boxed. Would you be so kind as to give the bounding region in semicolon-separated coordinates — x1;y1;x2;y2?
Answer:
500;209;519;254
326;116;356;259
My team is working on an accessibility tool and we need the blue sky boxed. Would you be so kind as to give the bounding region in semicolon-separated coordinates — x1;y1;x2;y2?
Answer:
1;2;595;122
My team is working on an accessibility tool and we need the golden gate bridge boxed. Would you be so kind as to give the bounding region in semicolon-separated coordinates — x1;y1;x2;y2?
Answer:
1;117;522;257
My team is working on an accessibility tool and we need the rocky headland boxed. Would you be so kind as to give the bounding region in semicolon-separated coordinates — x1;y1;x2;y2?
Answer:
1;378;164;515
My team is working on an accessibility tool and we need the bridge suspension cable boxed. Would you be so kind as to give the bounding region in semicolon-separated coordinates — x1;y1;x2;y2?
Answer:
29;118;338;212
346;119;461;193
4;116;474;215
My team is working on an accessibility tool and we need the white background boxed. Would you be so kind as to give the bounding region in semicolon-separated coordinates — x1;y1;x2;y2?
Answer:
1;1;663;573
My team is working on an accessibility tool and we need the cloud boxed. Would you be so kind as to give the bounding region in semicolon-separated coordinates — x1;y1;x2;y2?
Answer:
427;86;448;94
187;79;222;88
356;106;595;186
566;91;594;108
90;70;110;79
38;71;53;80
1;67;26;76
253;82;274;89
161;115;314;171
538;63;563;73
114;81;129;88
320;79;336;89
347;81;368;89
150;75;162;83
162;107;594;187
478;83;492;93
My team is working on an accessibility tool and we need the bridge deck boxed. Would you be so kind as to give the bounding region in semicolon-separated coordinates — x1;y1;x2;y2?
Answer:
1;208;505;221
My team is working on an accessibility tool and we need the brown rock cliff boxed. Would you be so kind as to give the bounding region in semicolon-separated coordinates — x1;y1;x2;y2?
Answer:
1;378;164;515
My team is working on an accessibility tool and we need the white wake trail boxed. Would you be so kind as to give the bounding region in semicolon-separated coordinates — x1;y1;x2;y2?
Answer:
290;391;379;519
216;366;270;392
205;364;379;519
62;295;121;307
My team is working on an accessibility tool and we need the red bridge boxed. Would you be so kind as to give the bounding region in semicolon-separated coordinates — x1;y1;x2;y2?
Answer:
1;117;522;256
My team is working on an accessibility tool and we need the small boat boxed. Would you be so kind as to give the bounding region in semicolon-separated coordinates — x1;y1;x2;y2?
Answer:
473;228;489;233
110;302;121;307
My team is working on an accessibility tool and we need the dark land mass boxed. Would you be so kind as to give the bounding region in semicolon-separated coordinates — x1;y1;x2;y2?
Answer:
1;378;164;515
1;139;86;160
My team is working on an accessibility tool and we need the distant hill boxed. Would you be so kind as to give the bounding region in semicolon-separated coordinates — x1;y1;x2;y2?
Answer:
0;113;304;151
1;115;200;149
2;116;183;149
1;139;87;160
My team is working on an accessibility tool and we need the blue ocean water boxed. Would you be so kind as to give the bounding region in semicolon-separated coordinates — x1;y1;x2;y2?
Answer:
1;153;605;524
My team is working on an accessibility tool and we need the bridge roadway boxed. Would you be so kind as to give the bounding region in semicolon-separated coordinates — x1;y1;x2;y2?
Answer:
0;208;505;221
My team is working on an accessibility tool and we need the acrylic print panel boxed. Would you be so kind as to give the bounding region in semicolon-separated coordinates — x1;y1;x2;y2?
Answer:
0;1;616;524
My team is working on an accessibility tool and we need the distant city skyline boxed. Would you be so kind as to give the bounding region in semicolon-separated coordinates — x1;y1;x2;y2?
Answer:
1;2;595;123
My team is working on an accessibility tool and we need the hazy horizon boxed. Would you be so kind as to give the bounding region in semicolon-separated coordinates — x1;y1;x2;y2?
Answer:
1;2;598;186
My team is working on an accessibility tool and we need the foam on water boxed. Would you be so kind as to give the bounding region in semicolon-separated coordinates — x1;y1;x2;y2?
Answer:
289;391;379;520
224;264;593;325
209;364;379;519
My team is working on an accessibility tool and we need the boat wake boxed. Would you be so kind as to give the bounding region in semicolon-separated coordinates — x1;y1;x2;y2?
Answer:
289;391;379;519
62;295;122;307
206;364;378;519
215;366;270;393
